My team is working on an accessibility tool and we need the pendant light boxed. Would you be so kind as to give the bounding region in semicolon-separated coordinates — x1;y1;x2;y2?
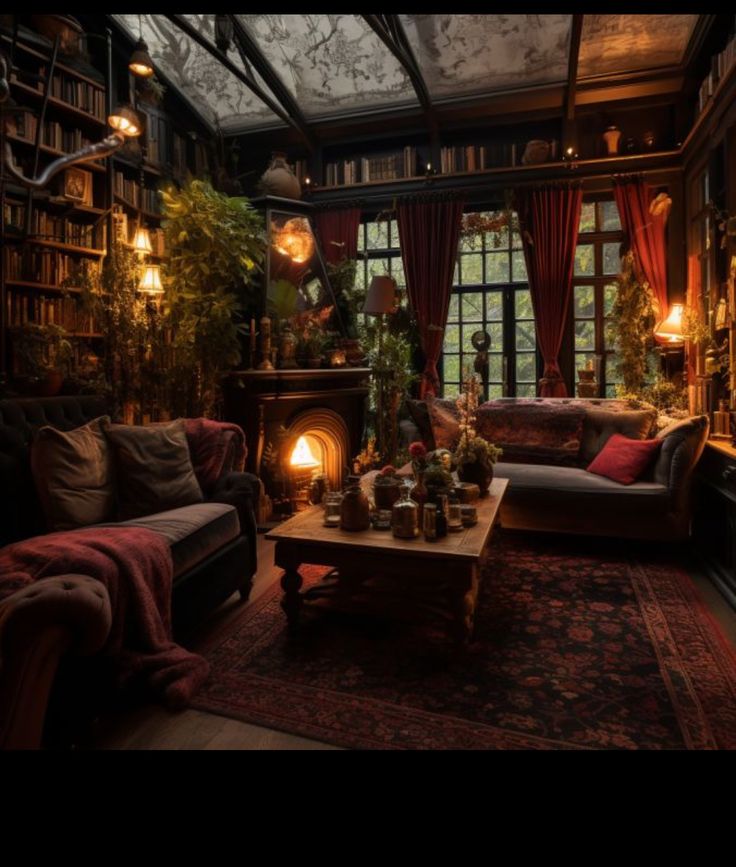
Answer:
214;14;234;53
129;15;154;78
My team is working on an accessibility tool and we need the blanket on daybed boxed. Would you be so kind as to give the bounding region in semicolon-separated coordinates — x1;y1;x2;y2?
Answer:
0;526;209;709
184;418;247;496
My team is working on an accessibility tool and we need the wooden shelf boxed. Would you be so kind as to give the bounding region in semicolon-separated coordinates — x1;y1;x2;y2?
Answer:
24;238;106;256
69;332;103;339
5;133;106;172
113;154;164;177
5;280;83;295
113;193;162;221
683;60;736;160
9;79;106;128
1;32;105;90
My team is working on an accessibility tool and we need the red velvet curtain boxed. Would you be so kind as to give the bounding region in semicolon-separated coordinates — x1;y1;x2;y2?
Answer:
612;177;669;319
314;208;361;265
516;184;583;397
397;198;465;398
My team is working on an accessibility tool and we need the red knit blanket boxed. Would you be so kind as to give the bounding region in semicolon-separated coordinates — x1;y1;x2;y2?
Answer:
184;418;247;496
0;526;209;709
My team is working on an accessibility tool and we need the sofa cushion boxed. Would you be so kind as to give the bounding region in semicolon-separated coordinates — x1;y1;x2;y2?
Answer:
101;503;240;580
494;461;670;504
405;399;436;450
650;415;710;503
30;416;115;531
586;433;662;485
425;397;461;449
103;419;203;520
578;408;657;465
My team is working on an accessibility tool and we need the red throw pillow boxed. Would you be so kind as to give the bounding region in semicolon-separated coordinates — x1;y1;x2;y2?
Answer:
586;433;662;485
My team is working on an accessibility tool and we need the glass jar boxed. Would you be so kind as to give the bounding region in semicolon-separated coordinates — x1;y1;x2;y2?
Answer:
423;502;438;540
323;491;343;527
447;498;463;531
392;480;419;539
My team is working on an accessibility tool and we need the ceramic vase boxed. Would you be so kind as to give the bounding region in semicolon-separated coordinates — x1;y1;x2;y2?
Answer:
259;152;301;200
602;126;621;156
457;461;494;496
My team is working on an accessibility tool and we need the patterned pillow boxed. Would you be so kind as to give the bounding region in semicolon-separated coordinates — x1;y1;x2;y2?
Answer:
425;397;461;450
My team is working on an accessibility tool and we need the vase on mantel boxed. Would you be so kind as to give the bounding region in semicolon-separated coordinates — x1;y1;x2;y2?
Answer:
602;126;621;156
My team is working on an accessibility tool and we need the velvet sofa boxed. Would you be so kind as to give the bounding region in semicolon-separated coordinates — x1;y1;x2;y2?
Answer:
0;395;260;749
402;396;710;542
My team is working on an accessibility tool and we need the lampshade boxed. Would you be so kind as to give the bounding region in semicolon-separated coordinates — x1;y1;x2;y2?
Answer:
363;275;397;315
138;264;163;294
290;436;320;468
132;225;152;257
108;105;143;137
129;38;155;78
654;303;684;344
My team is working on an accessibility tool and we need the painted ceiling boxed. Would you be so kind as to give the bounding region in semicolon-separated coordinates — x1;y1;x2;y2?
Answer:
110;13;700;134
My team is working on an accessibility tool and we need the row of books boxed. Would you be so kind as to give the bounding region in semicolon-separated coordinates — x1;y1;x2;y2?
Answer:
10;112;94;154
324;147;418;186
6;290;100;333
13;67;105;120
698;33;736;114
4;248;102;285
113;172;161;214
292;159;308;183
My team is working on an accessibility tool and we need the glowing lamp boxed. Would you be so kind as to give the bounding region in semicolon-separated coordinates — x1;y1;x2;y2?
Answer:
129;38;155;78
654;303;684;345
132;226;152;257
273;217;315;264
290;436;320;469
138;264;164;295
108;105;143;138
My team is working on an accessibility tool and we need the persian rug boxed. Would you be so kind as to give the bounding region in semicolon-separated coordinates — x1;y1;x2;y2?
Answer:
193;533;736;749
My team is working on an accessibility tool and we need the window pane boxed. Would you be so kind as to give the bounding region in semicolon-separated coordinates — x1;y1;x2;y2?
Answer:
486;354;503;382
575;320;595;350
460;254;483;285
389;219;400;248
604;318;616;350
488;384;503;398
604;282;618;315
354;263;366;292
366;221;388;250
357;225;366;252
486;291;503;320
453;260;459;284
574;244;595;276
599;201;621;232
574;285;595;318
511;250;527;282
447;294;460;322
485;252;510;283
460;231;481;252
516;353;536;382
575;352;596;372
515;288;534;319
602;242;620;275
391;256;405;288
443;355;460;383
462;292;483;320
604;384;618;398
488;321;503;349
516;383;536;397
516;321;536;351
443;382;460;399
578;202;596;233
444;323;460;352
367;258;389;280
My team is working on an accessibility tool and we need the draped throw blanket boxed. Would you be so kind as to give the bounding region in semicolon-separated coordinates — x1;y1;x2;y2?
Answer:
0;527;209;709
184;418;246;497
612;177;669;319
397;198;465;398
516;185;583;397
314;208;362;266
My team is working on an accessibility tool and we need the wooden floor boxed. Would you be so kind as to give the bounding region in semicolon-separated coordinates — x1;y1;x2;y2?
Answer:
93;532;736;751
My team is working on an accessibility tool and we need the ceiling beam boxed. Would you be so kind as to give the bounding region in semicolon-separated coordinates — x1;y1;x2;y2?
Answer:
362;14;438;136
228;15;317;151
565;14;584;121
164;14;315;151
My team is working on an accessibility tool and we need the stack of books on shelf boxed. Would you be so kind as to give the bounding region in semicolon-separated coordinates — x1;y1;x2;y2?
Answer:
172;131;187;178
40;120;93;154
141;187;161;214
114;170;140;206
4;247;102;284
292;158;308;183
698;33;736;115
38;67;105;119
324;147;418;186
5;290;99;333
24;212;104;247
324;159;358;186
440;144;487;174
3;201;25;233
149;227;166;256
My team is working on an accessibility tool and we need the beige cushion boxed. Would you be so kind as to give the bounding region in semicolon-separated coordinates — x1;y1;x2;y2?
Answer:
578;408;657;465
30;415;115;531
103;419;203;520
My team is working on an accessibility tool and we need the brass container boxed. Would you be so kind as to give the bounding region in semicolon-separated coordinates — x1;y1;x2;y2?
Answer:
340;484;370;531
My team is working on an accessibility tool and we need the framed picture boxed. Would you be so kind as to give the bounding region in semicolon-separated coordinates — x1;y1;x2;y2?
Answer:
63;167;92;205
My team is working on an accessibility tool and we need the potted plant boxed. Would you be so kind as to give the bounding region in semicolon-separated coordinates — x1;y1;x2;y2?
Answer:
301;322;328;368
453;373;502;495
137;75;166;107
12;322;73;396
160;179;265;417
422;453;455;501
373;464;402;510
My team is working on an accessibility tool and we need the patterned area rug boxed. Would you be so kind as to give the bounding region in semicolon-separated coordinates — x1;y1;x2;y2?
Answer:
193;533;736;749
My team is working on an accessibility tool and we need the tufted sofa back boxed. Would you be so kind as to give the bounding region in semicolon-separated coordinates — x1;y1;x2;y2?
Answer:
0;396;109;546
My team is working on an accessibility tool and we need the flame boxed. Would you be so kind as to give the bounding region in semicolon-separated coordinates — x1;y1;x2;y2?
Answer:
290;436;320;468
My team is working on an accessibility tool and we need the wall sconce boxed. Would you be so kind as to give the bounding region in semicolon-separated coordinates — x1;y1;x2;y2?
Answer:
138;264;164;295
132;225;153;258
4;104;143;189
654;303;685;345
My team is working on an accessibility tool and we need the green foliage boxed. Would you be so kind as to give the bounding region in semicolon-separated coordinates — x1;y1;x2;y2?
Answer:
267;279;299;321
160;179;265;417
326;258;360;338
12;322;72;378
423;457;454;489
607;251;656;394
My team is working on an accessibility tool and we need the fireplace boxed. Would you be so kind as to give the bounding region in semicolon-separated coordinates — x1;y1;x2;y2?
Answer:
223;367;370;518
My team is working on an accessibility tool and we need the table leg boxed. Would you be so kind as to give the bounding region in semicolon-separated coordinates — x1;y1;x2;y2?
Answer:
450;569;478;646
280;566;303;631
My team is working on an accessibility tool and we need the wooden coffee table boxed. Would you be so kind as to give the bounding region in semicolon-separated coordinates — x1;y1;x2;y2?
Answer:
266;478;508;644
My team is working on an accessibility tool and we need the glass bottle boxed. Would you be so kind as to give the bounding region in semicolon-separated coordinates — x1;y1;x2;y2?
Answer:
392;480;419;539
410;468;428;523
423;502;438;540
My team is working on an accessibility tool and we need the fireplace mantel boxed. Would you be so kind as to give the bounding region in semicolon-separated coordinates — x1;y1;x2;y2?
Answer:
224;367;370;486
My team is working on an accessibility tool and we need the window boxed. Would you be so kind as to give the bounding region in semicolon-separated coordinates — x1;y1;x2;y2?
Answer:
356;218;405;296
573;200;623;396
442;211;536;399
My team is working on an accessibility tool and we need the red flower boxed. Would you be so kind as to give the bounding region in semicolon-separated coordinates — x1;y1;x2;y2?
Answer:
409;441;427;459
380;465;396;476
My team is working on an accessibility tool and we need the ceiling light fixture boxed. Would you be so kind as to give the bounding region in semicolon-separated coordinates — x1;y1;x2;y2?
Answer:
214;14;234;53
129;15;154;77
